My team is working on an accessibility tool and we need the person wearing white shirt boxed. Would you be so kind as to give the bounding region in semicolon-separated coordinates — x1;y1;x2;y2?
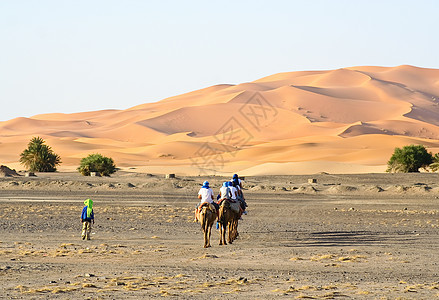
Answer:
232;174;247;214
228;182;238;200
194;181;219;222
198;181;214;204
219;182;232;200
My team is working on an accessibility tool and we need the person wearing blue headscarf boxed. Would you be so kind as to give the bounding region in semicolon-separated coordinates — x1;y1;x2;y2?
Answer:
232;174;247;214
232;174;242;189
218;181;232;201
198;181;214;204
194;181;219;221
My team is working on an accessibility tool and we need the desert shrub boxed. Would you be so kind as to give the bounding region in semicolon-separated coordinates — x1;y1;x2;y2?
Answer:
386;144;432;173
429;153;439;172
19;137;61;172
78;153;116;176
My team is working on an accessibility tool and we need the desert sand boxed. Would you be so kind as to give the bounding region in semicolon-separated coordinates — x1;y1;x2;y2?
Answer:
1;172;439;299
1;65;439;175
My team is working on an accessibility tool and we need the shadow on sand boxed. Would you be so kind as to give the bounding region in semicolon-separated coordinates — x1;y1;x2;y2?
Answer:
255;230;420;247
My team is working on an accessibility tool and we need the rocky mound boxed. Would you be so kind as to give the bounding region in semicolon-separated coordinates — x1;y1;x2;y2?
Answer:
0;165;20;177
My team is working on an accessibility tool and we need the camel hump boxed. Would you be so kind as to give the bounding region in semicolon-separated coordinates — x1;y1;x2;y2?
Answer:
208;203;216;212
200;202;216;212
219;199;229;208
226;200;240;214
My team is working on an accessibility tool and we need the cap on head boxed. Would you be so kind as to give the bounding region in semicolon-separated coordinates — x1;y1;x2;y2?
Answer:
203;181;209;187
233;174;238;179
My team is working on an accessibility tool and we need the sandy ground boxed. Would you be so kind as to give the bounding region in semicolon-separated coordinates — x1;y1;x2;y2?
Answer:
1;172;439;299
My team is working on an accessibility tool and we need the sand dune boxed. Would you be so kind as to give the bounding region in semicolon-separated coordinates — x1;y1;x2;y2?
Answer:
1;65;439;175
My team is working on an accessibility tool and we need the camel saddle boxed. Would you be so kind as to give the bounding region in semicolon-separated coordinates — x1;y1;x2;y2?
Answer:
220;199;241;214
199;202;216;213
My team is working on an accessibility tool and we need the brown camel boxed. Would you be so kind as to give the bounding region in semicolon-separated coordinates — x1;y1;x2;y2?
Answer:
198;204;217;248
218;200;240;245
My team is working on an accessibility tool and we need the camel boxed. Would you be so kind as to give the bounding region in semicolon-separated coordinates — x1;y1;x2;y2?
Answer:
198;204;217;248
218;200;240;245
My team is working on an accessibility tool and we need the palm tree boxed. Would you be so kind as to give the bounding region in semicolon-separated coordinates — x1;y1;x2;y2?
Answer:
19;137;61;172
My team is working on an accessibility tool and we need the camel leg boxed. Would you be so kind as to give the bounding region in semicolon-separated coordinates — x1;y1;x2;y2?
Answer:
203;221;209;248
223;223;228;245
229;219;238;243
206;224;212;248
202;220;206;248
232;219;238;241
219;223;223;245
234;221;239;240
204;232;209;248
219;222;227;245
200;211;207;248
228;221;233;244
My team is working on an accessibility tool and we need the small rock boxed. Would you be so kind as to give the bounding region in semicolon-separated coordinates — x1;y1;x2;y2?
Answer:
85;273;95;277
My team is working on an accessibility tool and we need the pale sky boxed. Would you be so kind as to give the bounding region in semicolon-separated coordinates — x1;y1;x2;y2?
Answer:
0;0;438;121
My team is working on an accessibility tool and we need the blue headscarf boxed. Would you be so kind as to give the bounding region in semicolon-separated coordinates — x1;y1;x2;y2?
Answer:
202;181;209;188
232;174;239;186
222;182;228;187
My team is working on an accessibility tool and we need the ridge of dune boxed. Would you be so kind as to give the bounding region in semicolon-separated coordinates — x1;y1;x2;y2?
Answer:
1;65;439;175
310;68;373;87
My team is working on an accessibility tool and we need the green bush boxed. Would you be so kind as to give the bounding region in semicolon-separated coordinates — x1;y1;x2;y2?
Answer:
19;137;61;172
386;144;433;173
429;153;439;172
78;153;116;176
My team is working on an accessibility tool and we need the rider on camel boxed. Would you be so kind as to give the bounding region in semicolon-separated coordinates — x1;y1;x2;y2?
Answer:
232;174;248;214
195;181;219;221
217;181;232;202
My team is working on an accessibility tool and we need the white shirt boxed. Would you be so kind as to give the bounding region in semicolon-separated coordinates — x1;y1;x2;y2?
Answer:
229;186;238;200
220;186;231;199
198;187;214;204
